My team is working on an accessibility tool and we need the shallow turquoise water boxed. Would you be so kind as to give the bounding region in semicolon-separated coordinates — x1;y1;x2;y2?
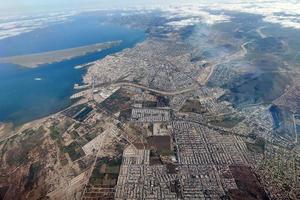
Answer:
0;13;146;125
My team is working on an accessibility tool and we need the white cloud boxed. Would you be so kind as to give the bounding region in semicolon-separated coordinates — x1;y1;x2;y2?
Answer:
146;0;300;29
167;18;201;27
206;0;300;29
0;11;77;40
163;5;230;27
1;0;300;41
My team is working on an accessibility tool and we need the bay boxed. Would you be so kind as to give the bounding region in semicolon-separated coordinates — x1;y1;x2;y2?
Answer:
0;13;146;125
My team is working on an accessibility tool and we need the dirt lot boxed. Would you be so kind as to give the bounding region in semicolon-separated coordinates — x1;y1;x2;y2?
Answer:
146;135;171;154
228;165;269;200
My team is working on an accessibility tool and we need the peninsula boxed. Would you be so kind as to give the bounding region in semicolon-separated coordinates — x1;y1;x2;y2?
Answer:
0;40;122;68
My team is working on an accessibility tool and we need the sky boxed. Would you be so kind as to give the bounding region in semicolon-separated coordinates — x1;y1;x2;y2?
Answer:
1;0;296;15
2;0;298;16
0;0;203;15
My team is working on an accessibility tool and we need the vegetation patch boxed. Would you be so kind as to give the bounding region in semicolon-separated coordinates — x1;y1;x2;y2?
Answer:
180;99;207;114
25;162;41;191
246;137;265;154
6;128;45;166
100;89;132;113
228;165;269;200
89;156;122;187
84;132;98;142
209;115;244;128
149;150;163;165
62;104;87;118
146;135;171;155
142;101;157;108
118;109;132;121
69;130;80;140
157;96;170;107
0;186;9;200
63;141;85;161
74;106;93;122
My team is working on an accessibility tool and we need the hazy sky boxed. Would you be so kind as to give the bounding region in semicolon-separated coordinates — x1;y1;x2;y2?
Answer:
2;0;251;15
1;0;297;17
0;0;210;15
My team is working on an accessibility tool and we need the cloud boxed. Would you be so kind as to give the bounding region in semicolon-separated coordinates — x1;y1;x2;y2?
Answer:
145;0;300;29
206;0;300;29
1;0;300;41
163;5;230;27
167;18;201;27
0;11;77;40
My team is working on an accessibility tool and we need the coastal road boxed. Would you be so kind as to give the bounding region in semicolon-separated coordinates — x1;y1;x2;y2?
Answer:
72;80;198;100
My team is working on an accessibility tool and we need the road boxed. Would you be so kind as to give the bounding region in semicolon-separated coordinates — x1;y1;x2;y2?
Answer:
202;40;252;84
79;40;252;99
292;113;298;144
256;26;267;39
80;128;108;199
111;82;198;96
90;40;251;98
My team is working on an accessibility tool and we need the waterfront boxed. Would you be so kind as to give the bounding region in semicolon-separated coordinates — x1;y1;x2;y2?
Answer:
0;13;146;125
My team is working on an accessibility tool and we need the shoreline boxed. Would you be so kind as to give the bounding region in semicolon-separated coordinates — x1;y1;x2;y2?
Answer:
0;38;146;142
0;96;88;143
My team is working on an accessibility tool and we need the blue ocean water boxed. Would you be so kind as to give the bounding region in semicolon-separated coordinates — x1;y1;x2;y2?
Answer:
0;13;146;125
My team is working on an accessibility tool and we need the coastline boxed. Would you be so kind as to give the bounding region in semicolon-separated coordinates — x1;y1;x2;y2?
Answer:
0;96;88;143
0;38;146;143
0;16;147;143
